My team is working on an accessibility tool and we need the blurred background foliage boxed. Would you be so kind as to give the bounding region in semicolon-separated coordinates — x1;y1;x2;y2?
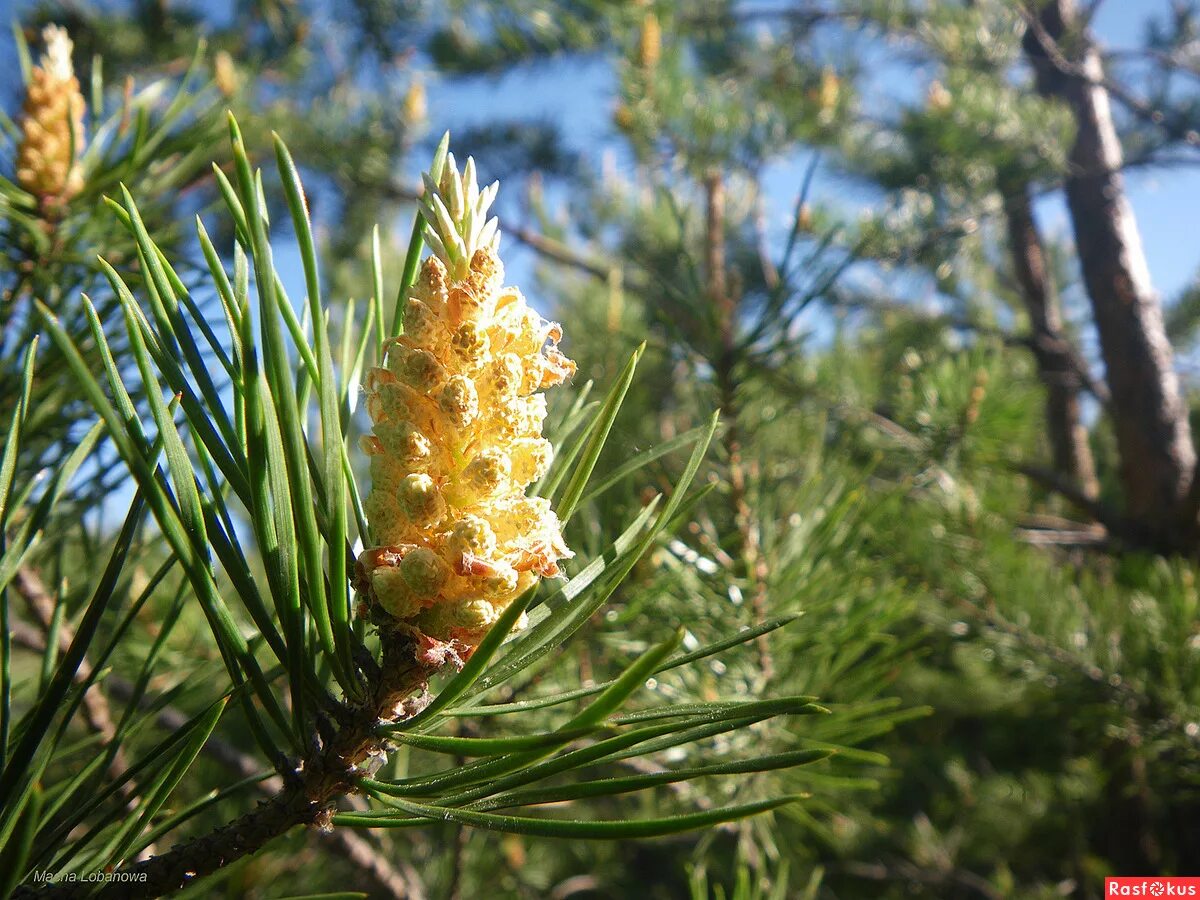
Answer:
4;0;1200;898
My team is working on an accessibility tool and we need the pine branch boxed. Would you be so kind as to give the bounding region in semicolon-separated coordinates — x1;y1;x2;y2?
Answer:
1010;462;1122;536
14;568;120;749
335;828;426;900
1012;525;1109;546
704;171;774;685
12;566;144;835
19;631;438;900
1001;184;1100;500
9;621;423;900
109;690;423;899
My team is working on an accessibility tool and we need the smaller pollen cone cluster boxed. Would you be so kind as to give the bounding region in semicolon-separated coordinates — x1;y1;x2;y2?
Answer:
16;26;86;205
357;151;576;658
637;12;662;70
817;67;840;115
403;77;428;128
926;79;953;112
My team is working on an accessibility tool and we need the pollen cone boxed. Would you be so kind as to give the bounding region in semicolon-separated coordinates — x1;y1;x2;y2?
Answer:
357;151;575;658
16;26;86;205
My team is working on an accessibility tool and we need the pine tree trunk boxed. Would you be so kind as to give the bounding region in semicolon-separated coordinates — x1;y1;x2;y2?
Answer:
1023;0;1195;541
1001;185;1100;502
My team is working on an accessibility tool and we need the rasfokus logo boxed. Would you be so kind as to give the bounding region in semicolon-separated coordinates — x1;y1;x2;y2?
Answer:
1107;878;1200;896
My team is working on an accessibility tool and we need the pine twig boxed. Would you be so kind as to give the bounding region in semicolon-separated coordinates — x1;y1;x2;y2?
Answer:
704;170;774;684
1011;461;1119;533
8;619;424;899
12;565;148;853
19;629;439;900
14;567;125;757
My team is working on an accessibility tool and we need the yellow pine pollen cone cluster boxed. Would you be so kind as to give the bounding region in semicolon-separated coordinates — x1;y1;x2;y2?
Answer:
357;154;575;655
16;25;86;204
403;78;428;127
638;12;662;70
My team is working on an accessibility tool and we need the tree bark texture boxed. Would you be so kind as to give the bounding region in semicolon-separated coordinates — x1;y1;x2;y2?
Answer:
1023;0;1195;539
1001;185;1100;502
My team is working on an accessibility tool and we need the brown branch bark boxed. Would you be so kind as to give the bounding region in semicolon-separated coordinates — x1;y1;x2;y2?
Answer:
1000;185;1100;502
1022;0;1196;545
704;171;774;683
15;568;124;755
1011;461;1118;530
8;619;422;900
12;566;147;851
18;630;438;900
